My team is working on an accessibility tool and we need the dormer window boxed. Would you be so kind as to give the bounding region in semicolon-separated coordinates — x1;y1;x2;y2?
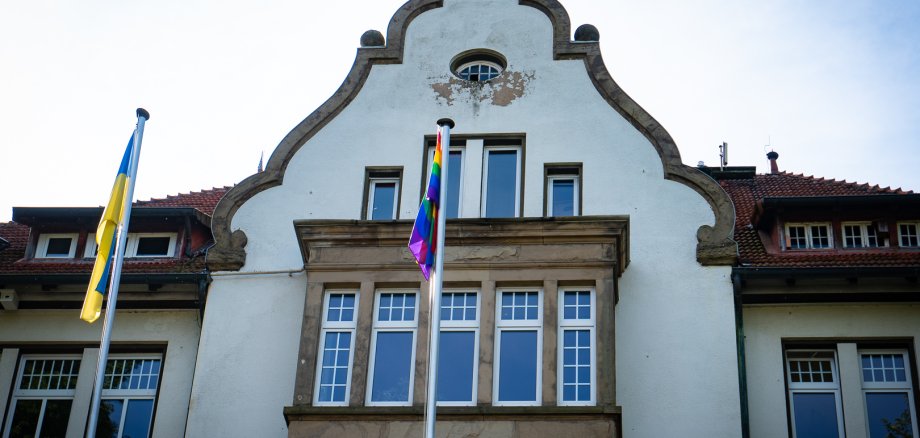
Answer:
131;233;176;257
842;222;882;248
899;222;919;247
36;233;78;258
785;223;832;249
85;233;178;258
451;50;506;82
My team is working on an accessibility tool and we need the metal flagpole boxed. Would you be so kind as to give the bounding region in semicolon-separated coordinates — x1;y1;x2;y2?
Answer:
424;118;454;438
85;108;149;437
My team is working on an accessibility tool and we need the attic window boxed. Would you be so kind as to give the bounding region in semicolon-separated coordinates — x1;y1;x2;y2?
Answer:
451;50;506;82
37;234;78;258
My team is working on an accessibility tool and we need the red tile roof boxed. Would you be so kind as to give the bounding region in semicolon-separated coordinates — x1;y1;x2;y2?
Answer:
720;172;919;268
0;187;229;275
134;186;231;216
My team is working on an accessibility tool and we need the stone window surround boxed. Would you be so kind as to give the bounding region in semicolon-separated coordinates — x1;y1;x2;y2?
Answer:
287;217;626;431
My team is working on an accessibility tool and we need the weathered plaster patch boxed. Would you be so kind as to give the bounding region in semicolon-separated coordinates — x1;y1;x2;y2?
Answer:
430;70;535;107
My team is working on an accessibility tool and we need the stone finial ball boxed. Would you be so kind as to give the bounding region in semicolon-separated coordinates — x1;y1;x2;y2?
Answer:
360;30;385;47
574;24;600;42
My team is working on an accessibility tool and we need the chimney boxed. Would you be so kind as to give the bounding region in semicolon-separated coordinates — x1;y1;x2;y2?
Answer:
767;151;780;174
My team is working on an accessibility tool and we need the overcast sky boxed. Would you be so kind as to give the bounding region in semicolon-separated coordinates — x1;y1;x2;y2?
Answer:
1;0;918;221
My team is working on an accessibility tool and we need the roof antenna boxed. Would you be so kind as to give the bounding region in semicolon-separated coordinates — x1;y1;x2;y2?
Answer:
718;142;728;170
257;151;264;173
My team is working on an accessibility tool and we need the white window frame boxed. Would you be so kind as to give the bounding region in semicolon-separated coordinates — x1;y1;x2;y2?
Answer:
97;353;162;438
859;349;920;438
427;146;465;219
481;146;522;218
366;290;419;407
314;290;359;406
493;288;543;407
3;354;82;438
785;349;845;438
547;175;580;217
366;177;400;220
437;290;479;407
898;222;920;248
86;233;178;258
127;233;177;258
842;222;883;248
557;288;596;406
784;222;833;249
36;233;78;258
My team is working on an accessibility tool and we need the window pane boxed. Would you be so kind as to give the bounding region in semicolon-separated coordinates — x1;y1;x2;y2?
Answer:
46;238;73;256
562;329;591;402
437;331;475;402
38;399;72;438
485;150;518;218
866;392;913;438
135;237;170;256
498;330;538;402
371;182;396;220
500;292;538;321
318;332;351;403
123;399;154;438
96;399;124;438
446;151;462;219
551;179;575;216
792;393;840;438
9;399;42;437
371;331;414;402
862;353;908;383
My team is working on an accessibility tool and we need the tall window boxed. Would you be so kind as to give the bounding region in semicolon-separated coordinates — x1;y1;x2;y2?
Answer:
899;222;919;247
842;222;880;248
5;356;81;438
367;291;418;406
315;291;358;406
785;223;832;249
785;350;845;438
494;289;542;406
95;355;162;438
36;234;78;258
427;143;464;219
437;291;479;406
364;169;402;220
545;165;581;217
860;350;919;437
557;288;595;405
482;142;522;218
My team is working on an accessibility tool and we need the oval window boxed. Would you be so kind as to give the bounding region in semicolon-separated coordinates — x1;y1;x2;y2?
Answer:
451;50;507;82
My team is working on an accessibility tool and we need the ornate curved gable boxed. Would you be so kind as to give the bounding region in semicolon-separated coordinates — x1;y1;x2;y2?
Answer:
207;0;737;271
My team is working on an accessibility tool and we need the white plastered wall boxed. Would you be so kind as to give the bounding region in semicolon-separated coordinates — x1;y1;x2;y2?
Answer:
188;1;739;436
744;303;920;438
0;309;199;438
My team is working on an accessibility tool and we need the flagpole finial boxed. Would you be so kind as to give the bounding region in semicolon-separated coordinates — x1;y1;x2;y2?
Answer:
436;118;455;129
136;108;150;120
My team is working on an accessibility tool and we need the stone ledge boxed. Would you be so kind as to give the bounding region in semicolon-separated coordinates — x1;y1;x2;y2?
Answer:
284;404;621;423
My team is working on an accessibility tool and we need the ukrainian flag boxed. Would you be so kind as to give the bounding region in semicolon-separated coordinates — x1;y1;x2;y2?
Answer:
80;135;134;323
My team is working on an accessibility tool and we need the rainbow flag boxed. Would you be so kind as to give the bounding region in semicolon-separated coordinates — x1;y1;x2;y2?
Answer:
80;135;134;323
408;130;444;280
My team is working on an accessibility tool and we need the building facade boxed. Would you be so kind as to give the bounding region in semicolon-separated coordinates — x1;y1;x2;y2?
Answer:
0;188;227;438
192;1;739;437
709;156;920;438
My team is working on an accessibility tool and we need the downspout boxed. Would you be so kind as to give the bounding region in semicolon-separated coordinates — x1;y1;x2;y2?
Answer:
732;270;750;438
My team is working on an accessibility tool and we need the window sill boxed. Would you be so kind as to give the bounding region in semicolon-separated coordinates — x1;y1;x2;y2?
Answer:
283;404;620;423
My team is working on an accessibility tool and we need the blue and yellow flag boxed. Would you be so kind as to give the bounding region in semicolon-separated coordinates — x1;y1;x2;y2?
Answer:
80;135;134;323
